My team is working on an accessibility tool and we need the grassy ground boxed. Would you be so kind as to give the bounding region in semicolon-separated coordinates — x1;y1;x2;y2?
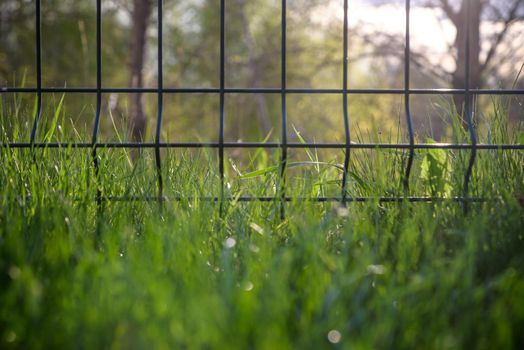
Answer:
1;95;524;349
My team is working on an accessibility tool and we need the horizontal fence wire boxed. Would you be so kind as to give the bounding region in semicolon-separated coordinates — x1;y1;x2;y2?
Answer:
3;87;524;94
3;143;522;150
101;196;498;203
1;0;523;207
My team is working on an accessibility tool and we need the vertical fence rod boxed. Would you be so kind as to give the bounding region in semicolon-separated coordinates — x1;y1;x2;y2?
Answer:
91;0;103;205
30;0;42;144
341;0;351;203
403;0;415;193
219;0;226;216
463;0;478;212
154;0;164;203
279;0;288;220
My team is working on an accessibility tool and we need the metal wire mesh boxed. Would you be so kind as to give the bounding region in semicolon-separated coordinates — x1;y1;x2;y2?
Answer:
1;0;523;209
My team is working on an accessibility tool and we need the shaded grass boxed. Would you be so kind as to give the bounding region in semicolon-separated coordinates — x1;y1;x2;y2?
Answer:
0;92;523;349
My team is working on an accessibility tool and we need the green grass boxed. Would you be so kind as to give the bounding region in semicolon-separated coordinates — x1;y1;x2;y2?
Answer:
1;93;524;349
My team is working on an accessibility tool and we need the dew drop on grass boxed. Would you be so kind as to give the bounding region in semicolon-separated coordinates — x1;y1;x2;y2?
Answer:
335;206;349;217
8;266;21;280
6;331;16;343
242;281;254;291
367;264;385;275
249;222;264;235
327;329;341;344
224;237;236;249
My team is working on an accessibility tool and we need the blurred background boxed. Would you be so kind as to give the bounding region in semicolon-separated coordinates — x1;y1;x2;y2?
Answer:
1;0;523;146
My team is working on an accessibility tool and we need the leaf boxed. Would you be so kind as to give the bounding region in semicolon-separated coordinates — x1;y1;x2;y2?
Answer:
229;158;243;177
239;165;280;179
347;171;371;191
247;129;273;170
313;179;341;187
292;124;315;162
239;162;344;179
43;94;65;143
249;222;265;236
420;138;451;196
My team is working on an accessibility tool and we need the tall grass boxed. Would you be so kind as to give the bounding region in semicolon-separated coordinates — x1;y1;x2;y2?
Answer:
0;92;523;349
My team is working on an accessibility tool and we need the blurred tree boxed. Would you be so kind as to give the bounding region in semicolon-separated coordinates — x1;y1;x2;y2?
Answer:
427;0;524;113
236;0;271;136
364;0;524;113
0;0;97;86
10;0;520;144
129;0;152;141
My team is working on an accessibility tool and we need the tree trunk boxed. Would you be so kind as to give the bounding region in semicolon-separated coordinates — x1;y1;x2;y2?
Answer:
129;0;151;142
236;0;272;137
452;0;482;122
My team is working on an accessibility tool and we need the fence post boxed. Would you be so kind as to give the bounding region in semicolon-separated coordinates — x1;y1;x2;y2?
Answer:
341;0;351;204
154;0;165;205
30;0;42;148
91;0;103;206
403;0;415;194
463;0;478;213
279;0;288;220
219;0;226;218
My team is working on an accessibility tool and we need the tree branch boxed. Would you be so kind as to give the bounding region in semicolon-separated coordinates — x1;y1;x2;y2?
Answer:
357;31;453;85
480;0;523;74
438;0;459;26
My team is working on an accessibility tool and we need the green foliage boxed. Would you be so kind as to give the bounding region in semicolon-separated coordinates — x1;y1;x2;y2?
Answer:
420;138;452;197
42;93;64;143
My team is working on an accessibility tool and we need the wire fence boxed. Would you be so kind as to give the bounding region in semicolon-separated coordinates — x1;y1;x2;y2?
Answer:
1;0;524;212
